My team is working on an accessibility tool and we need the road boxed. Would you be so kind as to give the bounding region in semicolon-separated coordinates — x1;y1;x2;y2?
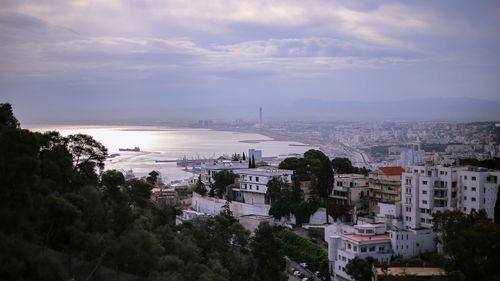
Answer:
286;256;321;281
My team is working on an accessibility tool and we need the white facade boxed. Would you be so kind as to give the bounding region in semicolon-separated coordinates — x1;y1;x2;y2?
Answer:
389;228;436;258
401;165;460;229
234;167;293;204
457;167;500;220
328;224;392;281
402;165;500;229
200;160;248;187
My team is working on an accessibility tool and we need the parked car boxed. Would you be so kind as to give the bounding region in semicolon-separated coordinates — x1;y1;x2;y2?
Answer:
299;262;308;268
293;271;304;278
302;278;309;281
315;271;321;276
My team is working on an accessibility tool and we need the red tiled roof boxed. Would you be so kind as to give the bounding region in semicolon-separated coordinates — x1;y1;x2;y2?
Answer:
379;166;405;176
344;234;390;241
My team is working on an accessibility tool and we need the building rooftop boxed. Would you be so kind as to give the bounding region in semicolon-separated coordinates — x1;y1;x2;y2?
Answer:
375;267;446;277
379;166;405;176
344;233;390;242
239;167;293;175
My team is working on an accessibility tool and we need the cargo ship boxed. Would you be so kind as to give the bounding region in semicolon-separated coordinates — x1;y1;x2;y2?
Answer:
119;147;140;152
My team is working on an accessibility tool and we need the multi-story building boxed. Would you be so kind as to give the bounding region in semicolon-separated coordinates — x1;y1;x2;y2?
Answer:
389;228;436;258
401;165;459;229
233;167;293;205
331;174;369;207
200;160;248;187
328;223;392;281
457;166;500;220
401;165;500;229
368;166;405;216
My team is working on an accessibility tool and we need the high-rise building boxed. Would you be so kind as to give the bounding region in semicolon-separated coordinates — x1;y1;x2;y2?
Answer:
259;107;262;128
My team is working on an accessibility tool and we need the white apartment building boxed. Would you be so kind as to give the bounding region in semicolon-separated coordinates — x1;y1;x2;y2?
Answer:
328;224;392;281
401;165;459;229
458;166;500;220
402;165;499;230
389;228;436;258
233;167;293;205
200;160;248;187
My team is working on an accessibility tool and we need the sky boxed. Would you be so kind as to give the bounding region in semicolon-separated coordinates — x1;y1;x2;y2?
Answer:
1;0;500;123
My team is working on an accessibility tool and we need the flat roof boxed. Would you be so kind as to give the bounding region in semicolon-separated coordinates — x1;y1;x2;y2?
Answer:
375;267;446;277
344;234;390;242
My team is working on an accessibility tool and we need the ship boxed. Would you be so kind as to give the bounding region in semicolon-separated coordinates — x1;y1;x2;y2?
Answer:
119;147;140;152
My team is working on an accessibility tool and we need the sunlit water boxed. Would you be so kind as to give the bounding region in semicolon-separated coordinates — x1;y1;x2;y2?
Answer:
28;125;317;182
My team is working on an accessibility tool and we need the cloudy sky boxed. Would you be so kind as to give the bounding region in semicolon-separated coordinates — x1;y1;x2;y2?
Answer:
1;0;500;123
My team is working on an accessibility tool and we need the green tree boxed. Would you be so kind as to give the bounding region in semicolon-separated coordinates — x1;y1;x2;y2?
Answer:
305;150;334;223
242;152;246;160
194;175;207;196
250;222;287;281
433;210;500;280
0;103;20;128
331;157;356;174
212;170;237;198
147;170;160;185
345;256;376;281
265;176;287;204
125;178;153;208
66;134;108;186
101;169;125;193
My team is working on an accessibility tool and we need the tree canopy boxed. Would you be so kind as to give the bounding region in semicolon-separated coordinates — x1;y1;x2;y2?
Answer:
0;103;288;281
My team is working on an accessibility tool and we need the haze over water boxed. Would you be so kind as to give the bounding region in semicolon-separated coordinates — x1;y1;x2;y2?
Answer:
28;125;317;181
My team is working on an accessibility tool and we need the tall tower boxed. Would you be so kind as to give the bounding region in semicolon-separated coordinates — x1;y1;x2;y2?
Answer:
259;107;262;129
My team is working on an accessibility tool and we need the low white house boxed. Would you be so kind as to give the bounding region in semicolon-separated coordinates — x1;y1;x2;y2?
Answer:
328;223;392;281
233;167;293;205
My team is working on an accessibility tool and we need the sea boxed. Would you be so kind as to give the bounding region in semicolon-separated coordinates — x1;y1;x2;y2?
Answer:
28;125;317;182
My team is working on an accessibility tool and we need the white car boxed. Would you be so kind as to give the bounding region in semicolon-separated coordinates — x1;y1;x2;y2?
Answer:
299;262;308;268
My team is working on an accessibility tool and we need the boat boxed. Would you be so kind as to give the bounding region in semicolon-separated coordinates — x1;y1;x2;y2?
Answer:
119;147;140;152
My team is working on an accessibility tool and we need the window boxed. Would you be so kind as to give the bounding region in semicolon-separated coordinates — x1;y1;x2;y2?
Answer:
249;176;252;181
472;176;476;181
256;186;259;191
348;243;351;250
421;218;425;223
420;208;425;213
471;197;476;202
422;190;427;194
464;176;467;180
440;171;444;175
422;200;427;204
423;180;428;185
369;246;375;252
464;186;467;190
452;181;457;188
249;185;252;190
472;187;476;192
464;207;467;211
472;208;476;212
484;199;486;204
464;196;467;201
244;184;247;189
256;177;259;182
361;247;367;253
353;246;357;251
379;246;385;251
428;171;432;176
